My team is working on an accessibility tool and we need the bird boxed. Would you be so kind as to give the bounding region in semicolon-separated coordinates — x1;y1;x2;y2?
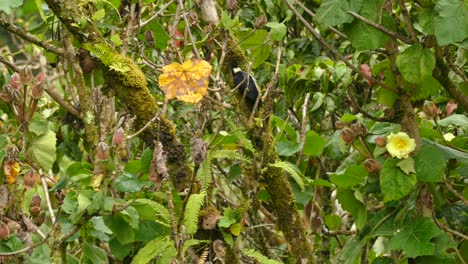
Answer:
232;67;261;109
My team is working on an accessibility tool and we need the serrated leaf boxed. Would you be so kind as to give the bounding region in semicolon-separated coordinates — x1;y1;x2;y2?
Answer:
380;158;417;202
330;165;368;188
111;34;123;47
83;240;107;263
414;145;446;182
389;217;440;258
336;188;367;229
396;157;416;175
183;191;206;234
266;22;286;41
28;129;57;172
92;9;105;21
303;130;326;157
434;0;468;45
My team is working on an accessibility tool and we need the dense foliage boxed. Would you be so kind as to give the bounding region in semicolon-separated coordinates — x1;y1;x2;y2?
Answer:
0;0;467;263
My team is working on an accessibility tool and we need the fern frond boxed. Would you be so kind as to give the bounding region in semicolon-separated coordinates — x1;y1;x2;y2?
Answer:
221;230;233;246
133;199;170;225
197;158;212;193
82;43;117;66
212;149;251;164
268;161;305;191
131;237;172;264
156;244;177;264
226;118;255;152
197;248;209;264
242;249;282;264
183;239;210;252
183;191;206;235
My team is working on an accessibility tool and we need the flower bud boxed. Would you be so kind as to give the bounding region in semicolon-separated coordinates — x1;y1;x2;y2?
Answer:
112;127;125;146
341;128;356;144
35;72;46;86
19;66;33;84
0;223;9;240
30;206;41;217
374;137;386;147
96;142;110;160
0;85;13;103
423;101;437;118
364;159;381;174
351;122;367;137
9;73;22;90
31;84;44;99
30;194;42;207
24;169;38;189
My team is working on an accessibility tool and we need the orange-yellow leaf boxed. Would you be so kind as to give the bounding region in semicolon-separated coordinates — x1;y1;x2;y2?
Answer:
4;160;20;184
158;59;212;103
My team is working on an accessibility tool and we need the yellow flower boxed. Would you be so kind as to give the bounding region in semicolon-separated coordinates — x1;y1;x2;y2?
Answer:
443;133;455;142
386;132;416;159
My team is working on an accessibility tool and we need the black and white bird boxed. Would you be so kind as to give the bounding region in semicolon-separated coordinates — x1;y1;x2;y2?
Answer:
232;67;261;109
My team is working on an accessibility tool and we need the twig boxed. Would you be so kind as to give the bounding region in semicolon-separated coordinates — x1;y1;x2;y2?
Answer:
0;55;20;72
176;0;200;58
45;85;81;118
433;216;468;240
282;0;399;94
126;113;159;139
137;0;175;29
41;171;56;224
0;237;48;256
297;92;310;166
0;17;64;56
396;0;418;43
347;11;411;44
346;84;394;122
443;181;468;205
292;0;348;39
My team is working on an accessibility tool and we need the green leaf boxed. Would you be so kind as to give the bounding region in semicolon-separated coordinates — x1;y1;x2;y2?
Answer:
434;0;468;45
104;214;135;245
242;249;282;264
396;157;416;175
266;22;286;41
82;240;107;264
114;172;145;193
147;20;170;50
303;130;326;157
277;141;302;156
92;9;105;21
411;76;442;100
268;161;305;191
230;223;241;236
28;116;49;136
330;165;368;188
183;191;206;235
419;7;435;35
28;129;57;172
344;0;395;50
333;236;366;264
396;44;435;84
119;207;140;229
324;214;342;231
0;0;22;14
89;217;113;241
414;145;446;182
269;115;297;142
109;238;132;260
315;0;364;27
389;217;440;258
131;237;171;264
437;114;468;127
111;34;123;47
337;188;367;229
380;158;417;202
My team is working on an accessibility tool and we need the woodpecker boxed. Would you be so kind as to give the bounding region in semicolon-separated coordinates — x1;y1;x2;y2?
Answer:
232;67;261;109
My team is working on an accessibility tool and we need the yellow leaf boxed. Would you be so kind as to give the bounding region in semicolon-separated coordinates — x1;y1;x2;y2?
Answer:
158;59;212;103
4;160;20;184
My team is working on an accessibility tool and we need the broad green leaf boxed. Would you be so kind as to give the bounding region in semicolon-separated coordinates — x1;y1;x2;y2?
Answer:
396;44;435;84
333;236;366;264
82;240;107;263
396;157;416;175
147;20;170;50
345;0;395;50
92;9;105;21
89;217;113;241
104;214;135;245
277;141;302;156
419;7;435;35
119;206;140;229
410;76;442;100
303;130;326;156
266;22;286;41
310;92;325;112
28;129;57;172
29;116;49;136
337;188;367;229
315;0;364;27
330;165;368;188
324;214;342;231
380;158;417;202
389;217;440;258
414;145;446;182
434;0;468;45
436;114;468;127
114;172;146;193
237;29;268;50
0;0;22;14
109;238;132;261
269;115;297;142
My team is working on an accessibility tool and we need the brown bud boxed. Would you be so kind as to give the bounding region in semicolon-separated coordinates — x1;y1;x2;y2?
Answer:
30;194;42;207
0;85;13;103
423;101;437;119
54;190;65;204
0;223;9;240
24;170;38;189
34;213;45;226
19;66;33;84
9;73;22;90
29;206;41;217
255;15;268;28
31;84;44;99
96;142;110;160
335;121;345;129
112;127;125;146
374;137;386;147
341;128;356;144
364;159;381;174
351;122;367;137
35;72;46;85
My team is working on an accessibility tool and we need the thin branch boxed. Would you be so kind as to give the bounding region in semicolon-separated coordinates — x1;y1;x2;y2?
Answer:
397;0;418;43
293;0;348;39
0;17;64;56
41;171;56;224
176;0;200;58
347;84;394;122
444;181;468;205
126;114;159;140
45;85;81;118
282;0;399;94
137;0;175;29
347;11;411;44
0;55;20;72
434;216;468;240
0;237;48;256
296;92;310;166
